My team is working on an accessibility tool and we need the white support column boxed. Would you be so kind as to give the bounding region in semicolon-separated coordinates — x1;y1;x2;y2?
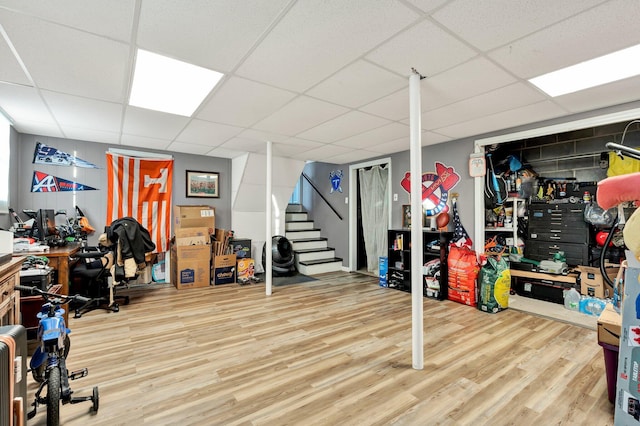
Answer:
266;141;273;296
409;71;424;370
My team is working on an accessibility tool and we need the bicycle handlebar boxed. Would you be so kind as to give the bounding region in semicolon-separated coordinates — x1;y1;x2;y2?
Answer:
15;285;92;304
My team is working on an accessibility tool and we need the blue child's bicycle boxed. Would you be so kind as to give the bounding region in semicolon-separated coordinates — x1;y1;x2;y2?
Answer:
16;285;99;426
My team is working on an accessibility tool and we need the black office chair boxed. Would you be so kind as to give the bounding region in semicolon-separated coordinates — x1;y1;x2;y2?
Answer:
70;246;129;318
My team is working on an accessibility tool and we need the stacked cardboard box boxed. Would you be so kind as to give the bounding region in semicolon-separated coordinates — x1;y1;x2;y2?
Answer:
171;205;215;290
577;264;619;299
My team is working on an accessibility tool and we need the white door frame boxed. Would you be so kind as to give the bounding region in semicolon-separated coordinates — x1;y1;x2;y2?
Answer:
348;157;392;272
472;106;640;256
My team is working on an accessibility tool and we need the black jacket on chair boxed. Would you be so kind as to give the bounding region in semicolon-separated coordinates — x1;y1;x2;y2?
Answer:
105;217;156;266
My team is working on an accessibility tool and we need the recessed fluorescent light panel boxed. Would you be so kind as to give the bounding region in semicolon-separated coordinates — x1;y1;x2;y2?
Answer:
129;49;223;116
529;44;640;97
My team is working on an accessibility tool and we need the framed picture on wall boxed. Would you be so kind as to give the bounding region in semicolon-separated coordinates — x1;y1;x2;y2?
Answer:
186;170;219;198
402;204;411;228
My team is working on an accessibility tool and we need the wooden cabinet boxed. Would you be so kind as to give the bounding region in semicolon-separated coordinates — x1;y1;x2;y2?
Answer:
0;257;24;326
387;229;452;300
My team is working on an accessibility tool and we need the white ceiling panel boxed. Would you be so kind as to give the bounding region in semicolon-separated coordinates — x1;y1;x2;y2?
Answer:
489;0;640;79
60;127;120;145
432;0;606;51
256;140;324;157
403;0;450;14
421;83;547;130
435;101;567;139
421;131;453;146
42;91;123;132
0;82;54;124
333;122;409;149
0;1;135;41
236;0;419;91
0;9;129;103
0;36;31;86
221;137;268;153
306;60;407;108
13;121;63;138
236;129;290;144
120;134;172;151
252;96;349;136
553;74;640;114
366;19;477;77
297;111;390;143
290;144;353;162
205;146;247;159
137;0;291;72
421;57;517;110
368;137;410;154
165;141;212;156
175;119;243;147
122;107;189;140
325;149;382;165
197;77;297;128
359;88;409;121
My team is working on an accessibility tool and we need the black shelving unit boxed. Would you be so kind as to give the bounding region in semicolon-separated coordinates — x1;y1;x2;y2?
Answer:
387;229;452;300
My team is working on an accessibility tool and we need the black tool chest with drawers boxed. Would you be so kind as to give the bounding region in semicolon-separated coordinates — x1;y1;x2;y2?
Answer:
524;202;590;266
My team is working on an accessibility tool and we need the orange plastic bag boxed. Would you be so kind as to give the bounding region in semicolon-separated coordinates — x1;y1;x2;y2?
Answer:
447;245;479;307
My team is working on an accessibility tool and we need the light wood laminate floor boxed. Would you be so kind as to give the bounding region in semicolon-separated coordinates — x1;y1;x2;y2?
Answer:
26;272;614;425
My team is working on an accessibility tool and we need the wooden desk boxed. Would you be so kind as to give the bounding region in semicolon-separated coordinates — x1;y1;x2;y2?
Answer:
21;243;81;326
0;256;24;325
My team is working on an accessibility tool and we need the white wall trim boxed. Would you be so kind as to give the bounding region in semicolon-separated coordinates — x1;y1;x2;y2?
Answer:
348;157;392;272
473;106;640;256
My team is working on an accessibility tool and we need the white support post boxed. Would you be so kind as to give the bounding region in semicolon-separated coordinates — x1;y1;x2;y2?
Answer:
409;71;424;370
266;140;273;296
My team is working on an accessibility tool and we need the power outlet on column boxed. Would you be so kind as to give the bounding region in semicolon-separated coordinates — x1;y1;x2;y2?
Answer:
393;193;398;201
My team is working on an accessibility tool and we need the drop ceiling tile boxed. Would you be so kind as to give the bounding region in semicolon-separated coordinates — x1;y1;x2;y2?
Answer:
0;10;129;102
137;0;291;71
165;141;212;155
306;60;407;108
123;107;190;140
42;91;123;133
0;82;54;124
434;100;567;139
333;122;409;149
279;137;325;150
221;137;267;153
197;77;297;128
366;19;477;77
254;141;324;157
368;137;411;154
236;0;419;91
120;134;172;151
403;0;450;13
175;119;243;146
289;143;352;162
252;96;349;136
205;146;247;159
553;74;640;114
432;0;606;51
421;83;546;130
297;111;390;143
421;131;453;146
13;121;63;138
60;126;120;145
0;37;31;86
489;0;640;79
325;149;381;165
236;129;289;143
359;88;409;121
0;0;135;41
421;57;517;110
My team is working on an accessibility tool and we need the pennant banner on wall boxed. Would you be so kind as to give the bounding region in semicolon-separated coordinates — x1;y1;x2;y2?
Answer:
33;142;99;168
106;152;173;252
31;171;97;192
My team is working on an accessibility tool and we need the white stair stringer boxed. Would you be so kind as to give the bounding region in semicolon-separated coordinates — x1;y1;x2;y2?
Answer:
286;204;342;276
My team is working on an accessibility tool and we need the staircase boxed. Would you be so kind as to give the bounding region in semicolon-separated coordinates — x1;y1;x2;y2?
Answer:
285;204;343;275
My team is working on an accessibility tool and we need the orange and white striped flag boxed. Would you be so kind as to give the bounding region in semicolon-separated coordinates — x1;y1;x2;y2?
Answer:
106;153;173;252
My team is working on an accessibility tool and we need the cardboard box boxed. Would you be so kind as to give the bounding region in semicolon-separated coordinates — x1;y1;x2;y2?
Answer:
174;205;215;231
174;227;210;246
237;258;255;280
577;265;618;299
597;303;621;346
170;243;211;290
213;254;236;285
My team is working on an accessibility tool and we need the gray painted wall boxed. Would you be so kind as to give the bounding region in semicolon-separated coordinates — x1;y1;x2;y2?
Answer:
9;133;232;245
